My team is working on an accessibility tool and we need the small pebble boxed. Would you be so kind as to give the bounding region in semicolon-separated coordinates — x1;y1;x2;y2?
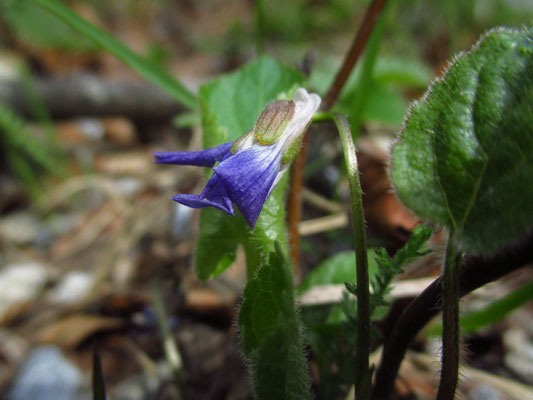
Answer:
10;346;82;400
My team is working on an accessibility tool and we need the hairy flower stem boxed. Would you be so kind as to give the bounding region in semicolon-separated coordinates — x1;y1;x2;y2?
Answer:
437;237;463;400
334;113;370;400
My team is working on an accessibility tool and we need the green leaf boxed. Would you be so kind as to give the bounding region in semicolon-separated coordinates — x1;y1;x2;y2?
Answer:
336;57;431;128
35;0;197;110
338;82;408;127
373;57;433;88
427;280;533;337
383;224;434;269
199;56;304;146
369;225;433;312
391;27;533;254
239;246;311;399
298;249;379;294
361;84;408;126
195;56;304;279
310;56;431;98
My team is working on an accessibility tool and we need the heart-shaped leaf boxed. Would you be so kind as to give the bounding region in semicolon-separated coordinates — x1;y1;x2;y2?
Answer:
391;27;533;254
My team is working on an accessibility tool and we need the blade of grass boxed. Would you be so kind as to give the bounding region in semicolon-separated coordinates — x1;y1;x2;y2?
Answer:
255;0;266;54
19;64;67;173
34;0;197;110
348;0;390;138
92;346;107;400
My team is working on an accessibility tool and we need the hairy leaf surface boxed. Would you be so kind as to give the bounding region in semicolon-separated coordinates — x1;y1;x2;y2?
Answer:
391;27;533;253
239;247;310;399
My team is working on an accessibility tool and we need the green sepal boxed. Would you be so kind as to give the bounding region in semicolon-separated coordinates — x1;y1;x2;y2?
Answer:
280;125;307;164
230;130;254;153
254;100;295;145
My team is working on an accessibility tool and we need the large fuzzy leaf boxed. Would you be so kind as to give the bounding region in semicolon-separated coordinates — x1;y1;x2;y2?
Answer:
391;27;533;254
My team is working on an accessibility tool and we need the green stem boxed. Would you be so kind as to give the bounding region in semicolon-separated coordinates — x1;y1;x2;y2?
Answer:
334;113;370;400
437;236;463;400
151;282;187;399
312;111;334;123
35;0;198;110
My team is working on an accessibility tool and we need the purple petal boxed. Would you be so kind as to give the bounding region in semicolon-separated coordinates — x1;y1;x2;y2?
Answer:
154;142;233;167
214;144;282;228
172;174;234;215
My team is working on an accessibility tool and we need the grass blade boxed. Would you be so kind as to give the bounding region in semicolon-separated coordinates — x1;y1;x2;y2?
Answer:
92;346;107;400
35;0;197;110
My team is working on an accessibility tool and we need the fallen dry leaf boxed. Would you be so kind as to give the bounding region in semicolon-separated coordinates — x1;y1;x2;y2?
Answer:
38;314;123;348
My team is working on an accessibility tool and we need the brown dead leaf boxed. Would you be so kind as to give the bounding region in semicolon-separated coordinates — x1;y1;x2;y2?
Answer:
357;136;419;248
102;118;137;146
51;202;118;260
185;288;225;312
93;151;155;175
56;120;96;146
38;314;123;348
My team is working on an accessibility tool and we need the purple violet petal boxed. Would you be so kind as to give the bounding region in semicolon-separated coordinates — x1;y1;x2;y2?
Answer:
172;174;234;215
214;144;282;228
154;142;233;167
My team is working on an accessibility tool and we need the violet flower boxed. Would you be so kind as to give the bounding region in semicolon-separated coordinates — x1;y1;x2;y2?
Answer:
155;88;321;228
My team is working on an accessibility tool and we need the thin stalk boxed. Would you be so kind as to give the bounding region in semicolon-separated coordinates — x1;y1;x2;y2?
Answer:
35;0;197;110
312;111;334;123
151;282;187;399
322;0;389;110
334;113;370;400
437;237;463;400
